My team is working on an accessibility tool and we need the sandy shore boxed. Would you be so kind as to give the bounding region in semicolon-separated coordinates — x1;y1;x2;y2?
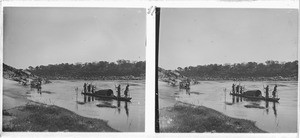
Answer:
3;79;117;132
159;102;266;133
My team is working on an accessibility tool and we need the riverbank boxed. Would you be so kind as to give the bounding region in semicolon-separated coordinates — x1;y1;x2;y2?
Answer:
159;102;266;133
3;102;117;132
3;79;118;132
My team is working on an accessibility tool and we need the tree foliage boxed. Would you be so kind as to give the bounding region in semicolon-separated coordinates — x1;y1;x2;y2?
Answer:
28;60;145;79
176;60;298;80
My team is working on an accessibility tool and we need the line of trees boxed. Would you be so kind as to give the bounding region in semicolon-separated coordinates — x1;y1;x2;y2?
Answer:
176;60;298;80
27;60;145;80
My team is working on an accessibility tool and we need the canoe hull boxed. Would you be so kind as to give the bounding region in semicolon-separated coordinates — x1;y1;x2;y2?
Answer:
81;92;132;102
230;93;279;102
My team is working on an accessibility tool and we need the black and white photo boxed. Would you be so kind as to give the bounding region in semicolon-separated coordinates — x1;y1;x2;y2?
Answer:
157;8;298;133
3;7;146;132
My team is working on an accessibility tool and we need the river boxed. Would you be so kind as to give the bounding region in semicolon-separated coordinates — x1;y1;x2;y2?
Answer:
159;80;297;133
27;80;145;132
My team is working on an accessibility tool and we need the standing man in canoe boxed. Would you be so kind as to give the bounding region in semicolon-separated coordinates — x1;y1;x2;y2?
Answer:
240;86;243;94
124;84;129;97
116;84;121;98
91;85;95;93
232;83;235;94
87;83;91;93
236;85;240;94
272;85;277;98
264;85;269;98
83;83;87;93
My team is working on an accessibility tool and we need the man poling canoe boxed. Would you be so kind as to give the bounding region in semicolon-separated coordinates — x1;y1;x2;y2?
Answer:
272;85;278;98
124;84;130;97
263;85;269;98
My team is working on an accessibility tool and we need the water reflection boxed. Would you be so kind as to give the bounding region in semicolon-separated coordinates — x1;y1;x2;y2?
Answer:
82;95;130;117
273;102;277;117
265;101;269;115
125;101;129;117
230;95;278;118
117;100;121;114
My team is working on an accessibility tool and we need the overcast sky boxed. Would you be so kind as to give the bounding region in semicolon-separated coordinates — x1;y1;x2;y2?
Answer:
4;8;145;69
159;8;298;70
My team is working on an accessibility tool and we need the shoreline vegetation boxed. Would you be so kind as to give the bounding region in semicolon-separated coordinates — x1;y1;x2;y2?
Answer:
27;60;145;80
160;102;266;133
159;60;298;82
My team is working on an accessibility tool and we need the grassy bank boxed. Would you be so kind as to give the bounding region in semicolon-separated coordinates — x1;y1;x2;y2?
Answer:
3;102;118;132
159;102;266;133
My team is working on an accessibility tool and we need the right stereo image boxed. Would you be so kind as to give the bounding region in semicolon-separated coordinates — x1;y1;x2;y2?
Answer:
156;8;298;133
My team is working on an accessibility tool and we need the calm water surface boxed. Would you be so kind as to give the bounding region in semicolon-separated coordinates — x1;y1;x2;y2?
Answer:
159;81;297;133
28;80;145;132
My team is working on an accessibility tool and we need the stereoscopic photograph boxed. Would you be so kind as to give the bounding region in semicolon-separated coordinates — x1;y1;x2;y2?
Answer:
157;8;298;133
3;7;145;132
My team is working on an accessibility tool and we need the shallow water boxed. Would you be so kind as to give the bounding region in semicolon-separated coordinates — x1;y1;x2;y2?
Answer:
159;81;298;133
27;80;145;132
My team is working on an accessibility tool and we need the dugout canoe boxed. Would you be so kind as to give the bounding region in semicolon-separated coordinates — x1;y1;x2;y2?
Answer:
81;89;132;102
230;93;279;102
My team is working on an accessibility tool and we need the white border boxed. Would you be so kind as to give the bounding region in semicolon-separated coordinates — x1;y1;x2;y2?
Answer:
1;0;299;9
1;0;299;138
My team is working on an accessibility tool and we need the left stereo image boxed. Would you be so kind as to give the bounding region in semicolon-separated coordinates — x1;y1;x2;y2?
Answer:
3;7;146;132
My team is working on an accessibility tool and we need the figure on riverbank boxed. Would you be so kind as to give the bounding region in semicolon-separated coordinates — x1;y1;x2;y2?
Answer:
35;80;42;94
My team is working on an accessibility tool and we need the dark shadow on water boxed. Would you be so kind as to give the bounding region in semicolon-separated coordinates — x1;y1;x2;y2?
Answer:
230;95;278;117
81;94;130;117
225;102;234;105
244;104;265;109
96;101;117;108
42;91;55;94
189;92;204;95
77;101;85;105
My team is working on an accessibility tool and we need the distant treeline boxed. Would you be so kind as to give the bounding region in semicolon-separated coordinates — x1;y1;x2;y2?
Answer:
176;60;298;81
28;60;145;80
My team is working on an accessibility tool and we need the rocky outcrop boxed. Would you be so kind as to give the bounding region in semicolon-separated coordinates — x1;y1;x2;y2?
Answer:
3;63;50;84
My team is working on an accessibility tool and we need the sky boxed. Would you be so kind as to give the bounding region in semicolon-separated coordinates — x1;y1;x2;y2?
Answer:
159;8;298;70
4;8;145;69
